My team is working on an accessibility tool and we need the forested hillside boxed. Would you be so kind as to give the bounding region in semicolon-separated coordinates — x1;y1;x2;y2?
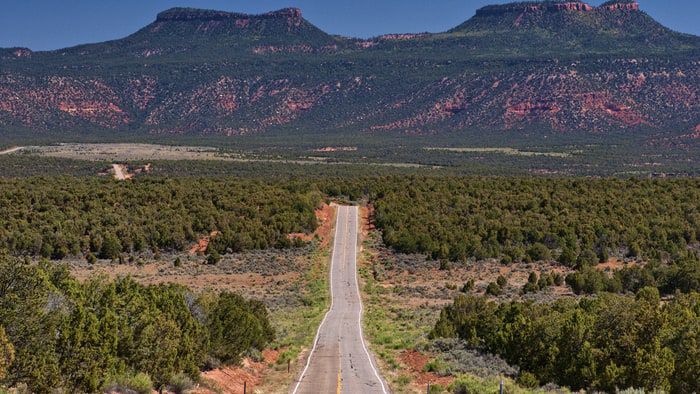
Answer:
0;178;320;259
0;255;273;392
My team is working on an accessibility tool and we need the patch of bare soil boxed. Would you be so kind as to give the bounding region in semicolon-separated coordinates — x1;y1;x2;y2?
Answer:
197;364;261;394
108;163;152;180
112;163;132;180
288;203;335;247
596;257;639;272
189;231;222;255
312;146;358;152
0;146;24;155
194;350;281;394
399;350;454;388
359;204;375;240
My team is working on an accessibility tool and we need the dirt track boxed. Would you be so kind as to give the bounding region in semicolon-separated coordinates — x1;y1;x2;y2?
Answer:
112;164;130;180
0;146;24;155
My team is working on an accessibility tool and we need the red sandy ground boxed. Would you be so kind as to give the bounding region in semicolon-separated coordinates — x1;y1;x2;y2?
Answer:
596;258;638;272
189;231;222;255
360;204;375;240
194;349;281;394
288;203;335;247
399;350;454;388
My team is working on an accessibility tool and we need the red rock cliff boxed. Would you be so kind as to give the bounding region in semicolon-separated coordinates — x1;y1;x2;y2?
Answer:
476;2;594;16
601;1;640;11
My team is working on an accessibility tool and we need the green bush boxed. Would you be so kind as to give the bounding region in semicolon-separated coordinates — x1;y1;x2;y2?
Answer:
206;250;221;265
424;358;451;376
461;279;475;293
516;372;539;389
105;373;153;394
168;372;194;394
496;275;507;287
527;243;551;262
0;327;13;381
485;282;502;296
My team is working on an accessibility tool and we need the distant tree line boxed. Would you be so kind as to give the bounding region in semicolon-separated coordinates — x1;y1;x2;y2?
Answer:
431;289;700;393
0;255;274;392
0;177;321;259
358;177;700;264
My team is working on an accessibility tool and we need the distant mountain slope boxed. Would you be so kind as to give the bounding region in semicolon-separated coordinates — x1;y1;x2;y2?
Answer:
0;1;698;135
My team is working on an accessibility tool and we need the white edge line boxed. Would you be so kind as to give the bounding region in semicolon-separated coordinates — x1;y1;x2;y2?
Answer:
351;206;389;394
291;205;341;394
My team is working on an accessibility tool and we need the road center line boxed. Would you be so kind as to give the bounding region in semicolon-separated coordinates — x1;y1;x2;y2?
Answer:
291;206;342;394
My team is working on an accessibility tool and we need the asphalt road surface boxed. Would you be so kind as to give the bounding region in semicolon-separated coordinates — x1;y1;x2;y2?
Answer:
292;205;389;394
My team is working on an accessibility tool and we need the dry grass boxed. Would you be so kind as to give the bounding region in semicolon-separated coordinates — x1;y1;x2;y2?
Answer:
22;143;433;169
424;147;574;158
27;143;223;161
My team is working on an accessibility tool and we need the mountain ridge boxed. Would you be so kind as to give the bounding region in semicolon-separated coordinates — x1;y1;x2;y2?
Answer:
0;1;698;136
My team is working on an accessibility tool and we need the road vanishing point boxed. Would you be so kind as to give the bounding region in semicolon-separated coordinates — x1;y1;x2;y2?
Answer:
292;205;389;394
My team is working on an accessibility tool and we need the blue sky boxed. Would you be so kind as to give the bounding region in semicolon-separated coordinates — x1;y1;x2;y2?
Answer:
1;0;698;51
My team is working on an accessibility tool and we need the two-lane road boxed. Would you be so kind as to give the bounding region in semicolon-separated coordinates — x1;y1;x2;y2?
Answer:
292;205;389;394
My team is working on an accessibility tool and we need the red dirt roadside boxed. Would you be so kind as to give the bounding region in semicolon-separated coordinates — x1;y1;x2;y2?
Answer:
194;349;281;394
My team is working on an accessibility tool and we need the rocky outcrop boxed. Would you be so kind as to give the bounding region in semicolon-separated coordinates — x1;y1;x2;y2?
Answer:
156;7;303;22
151;7;306;33
600;1;640;12
378;33;429;41
0;48;32;60
474;0;640;16
12;48;32;58
476;2;594;16
253;45;314;55
0;75;130;128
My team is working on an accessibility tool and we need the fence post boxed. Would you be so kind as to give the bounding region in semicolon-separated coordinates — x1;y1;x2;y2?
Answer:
243;381;247;394
427;382;431;394
288;359;291;373
499;379;504;394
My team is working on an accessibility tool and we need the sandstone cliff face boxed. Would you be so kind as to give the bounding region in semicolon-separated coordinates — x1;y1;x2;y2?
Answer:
153;7;305;31
474;1;639;16
155;7;303;23
368;60;698;133
601;1;640;12
0;48;32;60
0;75;130;128
476;2;594;15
